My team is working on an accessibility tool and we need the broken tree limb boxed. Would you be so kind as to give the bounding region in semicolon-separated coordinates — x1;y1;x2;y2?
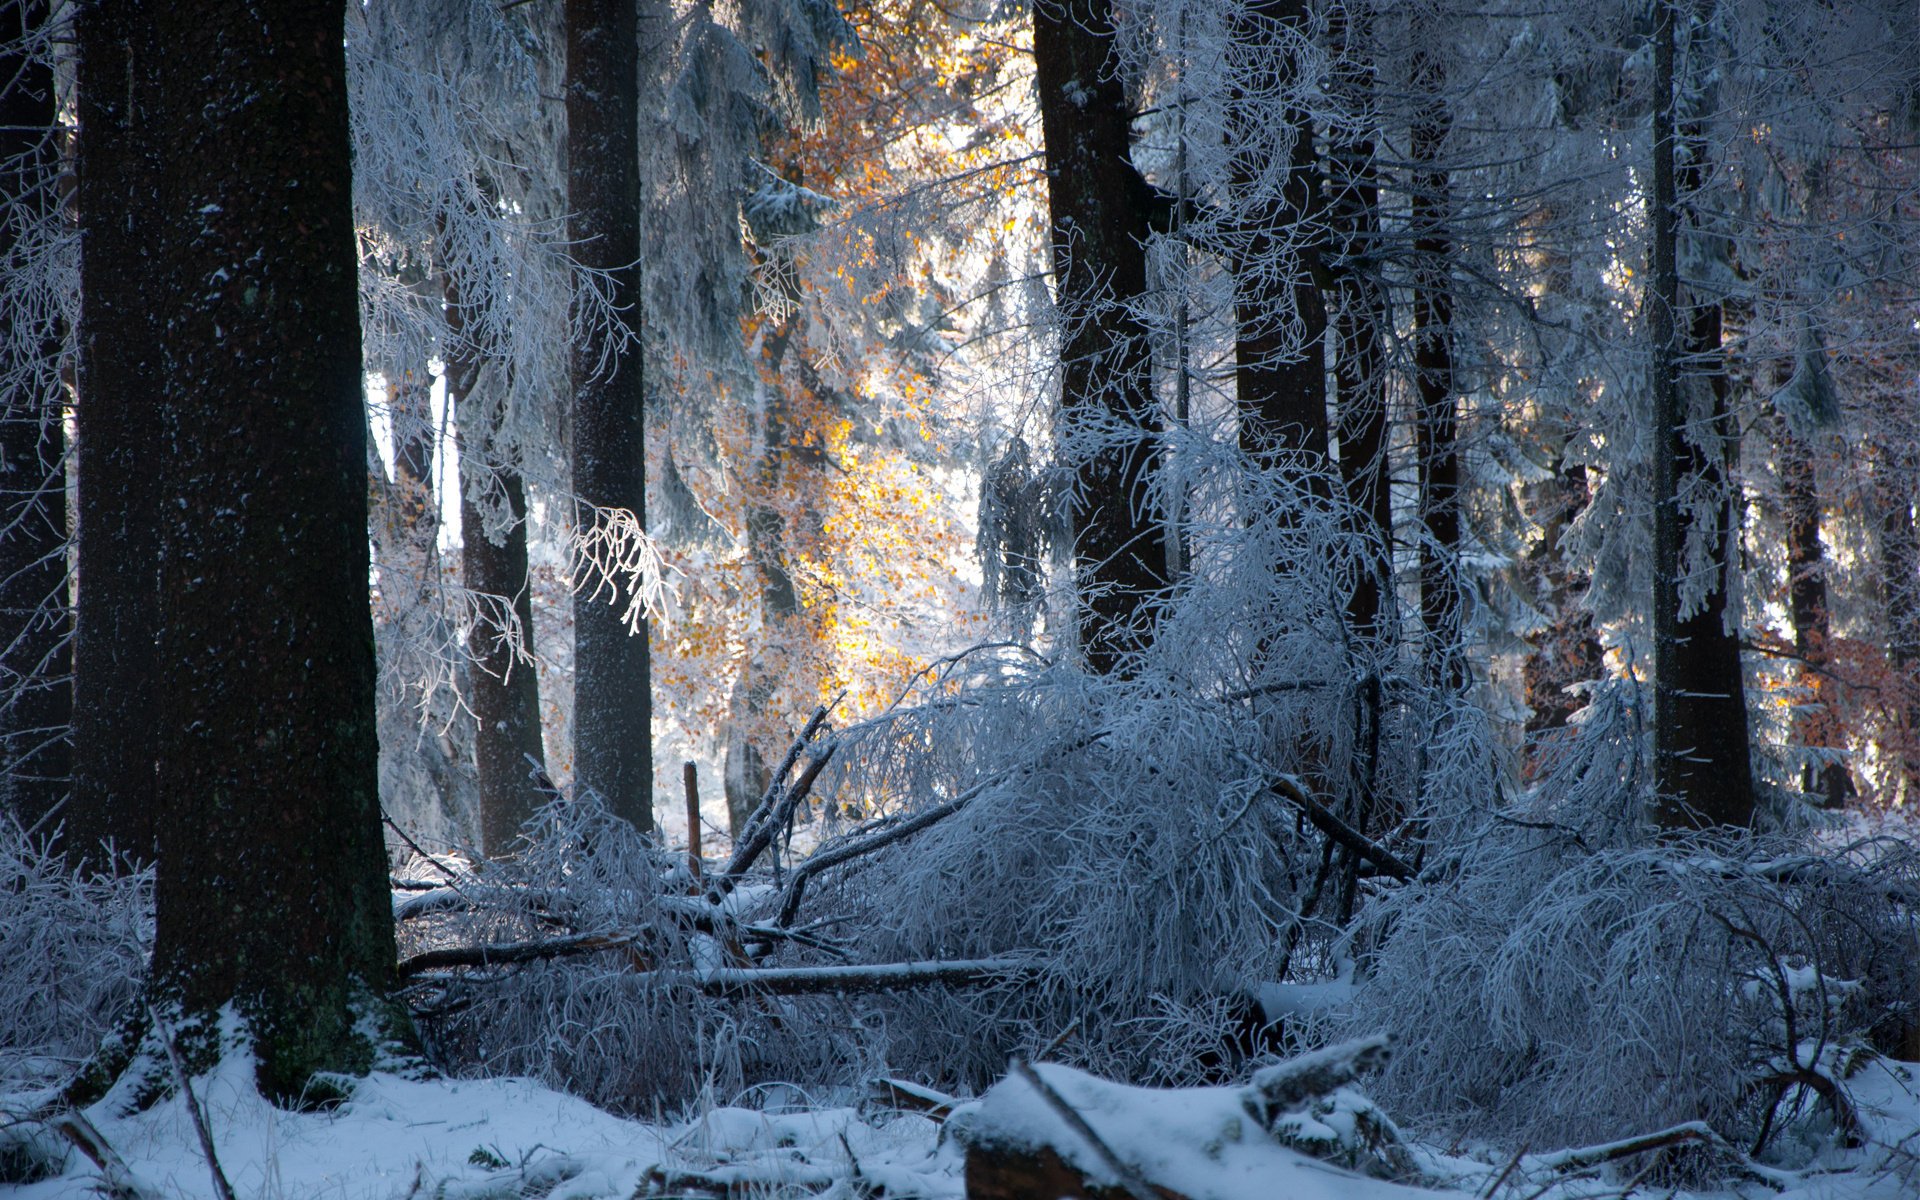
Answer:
1242;1034;1391;1129
51;1111;147;1200
773;776;995;928
400;931;1025;996
1267;774;1415;882
866;1077;960;1122
1532;1121;1723;1172
148;1006;236;1200
396;929;652;979
673;957;1030;998
712;707;833;898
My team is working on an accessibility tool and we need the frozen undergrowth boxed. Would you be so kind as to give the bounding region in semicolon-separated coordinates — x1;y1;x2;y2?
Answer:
0;819;151;1092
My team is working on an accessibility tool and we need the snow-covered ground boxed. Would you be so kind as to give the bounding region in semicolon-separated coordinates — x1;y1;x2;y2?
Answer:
6;1050;1916;1199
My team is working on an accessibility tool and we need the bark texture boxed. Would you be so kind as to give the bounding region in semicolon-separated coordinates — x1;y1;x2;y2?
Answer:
79;0;397;1097
567;0;653;831
71;7;158;867
1647;0;1754;829
0;1;70;835
1033;0;1168;674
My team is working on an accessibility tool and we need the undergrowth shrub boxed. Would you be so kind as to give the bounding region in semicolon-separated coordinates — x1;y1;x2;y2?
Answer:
0;820;152;1089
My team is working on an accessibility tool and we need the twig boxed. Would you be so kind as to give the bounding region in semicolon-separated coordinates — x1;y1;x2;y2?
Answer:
1009;1059;1162;1200
147;1006;236;1200
1267;774;1416;881
1479;1143;1528;1199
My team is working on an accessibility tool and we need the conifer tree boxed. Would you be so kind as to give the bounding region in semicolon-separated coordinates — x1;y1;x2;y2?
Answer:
76;0;398;1095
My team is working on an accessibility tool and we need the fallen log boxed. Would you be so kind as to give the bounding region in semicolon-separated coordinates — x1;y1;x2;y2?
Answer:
955;1052;1428;1200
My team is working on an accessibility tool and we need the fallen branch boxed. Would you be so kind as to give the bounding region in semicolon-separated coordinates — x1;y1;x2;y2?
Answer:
149;1006;236;1200
771;726;1115;926
712;707;833;898
1267;775;1415;882
401;932;1025;996
51;1111;147;1200
676;957;1030;998
644;1162;836;1196
867;1077;960;1122
773;777;993;927
397;930;651;979
1532;1121;1722;1172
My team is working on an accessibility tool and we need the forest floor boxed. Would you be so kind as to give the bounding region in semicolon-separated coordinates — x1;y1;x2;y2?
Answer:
4;1045;1916;1200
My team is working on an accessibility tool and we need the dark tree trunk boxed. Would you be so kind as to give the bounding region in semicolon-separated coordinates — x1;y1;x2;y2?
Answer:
77;0;397;1097
1872;443;1920;803
1409;45;1467;695
1647;1;1753;829
447;273;547;857
1520;458;1604;765
70;8;158;868
1227;0;1328;464
567;0;653;831
0;1;71;836
1777;412;1851;807
1326;7;1390;645
1033;0;1168;675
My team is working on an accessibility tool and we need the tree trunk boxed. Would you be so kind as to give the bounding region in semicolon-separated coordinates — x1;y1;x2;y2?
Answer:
1409;44;1467;695
1647;0;1753;829
1520;457;1604;766
1033;0;1168;675
567;0;653;832
0;1;71;836
70;7;158;869
1777;411;1851;807
1872;442;1920;803
447;268;548;857
1227;0;1328;465
78;0;398;1098
1326;7;1390;646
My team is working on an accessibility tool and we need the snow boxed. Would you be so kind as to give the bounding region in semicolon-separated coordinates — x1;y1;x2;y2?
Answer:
953;1061;1437;1200
4;1056;956;1200
6;1052;1918;1200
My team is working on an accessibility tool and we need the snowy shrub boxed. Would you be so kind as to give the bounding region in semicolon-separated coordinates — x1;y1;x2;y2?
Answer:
0;819;152;1088
1345;690;1920;1156
399;795;883;1112
787;467;1469;1089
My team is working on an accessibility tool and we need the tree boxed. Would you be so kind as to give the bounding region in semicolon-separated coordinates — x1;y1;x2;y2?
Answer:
1647;0;1754;828
1032;0;1168;674
69;7;158;868
1225;0;1328;465
76;0;398;1097
568;0;654;832
1407;32;1468;696
0;0;69;835
449;268;549;857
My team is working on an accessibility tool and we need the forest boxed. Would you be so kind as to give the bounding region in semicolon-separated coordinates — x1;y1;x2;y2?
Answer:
1;0;1919;1196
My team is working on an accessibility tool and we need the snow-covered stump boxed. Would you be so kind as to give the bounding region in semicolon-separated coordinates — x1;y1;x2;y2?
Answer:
954;1042;1427;1200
